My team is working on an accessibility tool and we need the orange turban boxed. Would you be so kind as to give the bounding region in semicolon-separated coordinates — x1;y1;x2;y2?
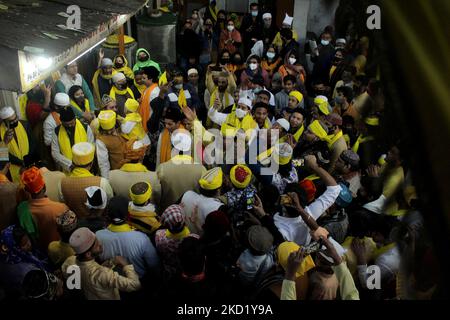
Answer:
21;166;45;194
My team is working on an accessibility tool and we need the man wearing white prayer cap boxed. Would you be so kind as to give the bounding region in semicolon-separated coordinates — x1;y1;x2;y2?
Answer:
91;56;118;107
109;72;135;117
0;106;37;183
272;13;299;51
43;93;70;147
262;12;277;45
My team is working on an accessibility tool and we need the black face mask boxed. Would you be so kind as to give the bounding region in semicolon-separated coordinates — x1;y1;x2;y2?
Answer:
8;121;18;129
138;56;148;62
115;63;124;68
117;84;127;90
233;58;242;65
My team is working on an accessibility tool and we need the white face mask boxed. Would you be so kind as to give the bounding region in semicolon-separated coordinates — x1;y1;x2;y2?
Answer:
249;63;258;71
227;25;234;32
321;39;330;46
235;108;247;119
289;57;297;65
174;84;183;90
267;52;275;60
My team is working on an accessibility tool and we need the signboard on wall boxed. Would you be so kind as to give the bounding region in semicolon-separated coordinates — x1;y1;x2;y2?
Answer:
17;14;130;93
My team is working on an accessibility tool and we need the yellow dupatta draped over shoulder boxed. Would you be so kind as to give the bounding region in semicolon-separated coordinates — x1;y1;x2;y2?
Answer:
58;120;88;160
0;122;29;183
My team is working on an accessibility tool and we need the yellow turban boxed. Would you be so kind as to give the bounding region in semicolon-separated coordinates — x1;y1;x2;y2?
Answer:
230;165;252;189
289;90;303;104
308;120;328;140
125;98;140;113
365;116;379;126
277;241;316;278
314;95;330;115
129;182;152;205
72;142;95;166
273;143;293;166
98;110;116;130
199;167;223;190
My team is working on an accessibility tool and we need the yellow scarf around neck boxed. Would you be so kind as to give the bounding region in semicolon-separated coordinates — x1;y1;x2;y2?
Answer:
0;122;29;183
58;120;88;160
120;163;148;172
70;98;90;113
166;226;190;240
352;135;374;153
327;130;343;149
108;224;135;233
110;86;135;100
293;124;304;142
70;167;94;177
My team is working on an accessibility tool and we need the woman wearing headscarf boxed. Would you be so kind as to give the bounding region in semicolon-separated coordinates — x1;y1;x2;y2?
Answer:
277;49;306;84
113;54;134;82
261;45;283;82
240;54;270;89
68;85;95;125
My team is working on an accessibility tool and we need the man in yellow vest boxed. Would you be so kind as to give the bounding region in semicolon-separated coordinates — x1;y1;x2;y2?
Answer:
58;142;113;218
96;110;128;179
51;106;94;173
0;106;37;183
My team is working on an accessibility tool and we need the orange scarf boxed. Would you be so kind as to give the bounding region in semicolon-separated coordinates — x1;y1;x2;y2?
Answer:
139;83;158;132
160;125;186;164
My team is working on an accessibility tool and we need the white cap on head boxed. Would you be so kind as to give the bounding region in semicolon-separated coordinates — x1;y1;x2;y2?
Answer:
171;132;192;152
262;13;272;20
101;58;113;67
187;68;198;76
238;97;253;110
282;13;294;26
84;186;108;210
336;38;346;45
275;118;290;132
0;106;15;120
54;93;70;107
112;72;126;84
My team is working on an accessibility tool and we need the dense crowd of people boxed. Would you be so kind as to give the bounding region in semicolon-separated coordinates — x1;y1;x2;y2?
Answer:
0;1;433;301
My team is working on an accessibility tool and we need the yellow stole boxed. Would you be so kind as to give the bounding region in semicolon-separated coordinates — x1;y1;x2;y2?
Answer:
352;135;374;153
0;122;29;183
121;113;146;140
208;5;218;21
58;120;88;160
178;89;188;109
69;167;94;177
209;87;231;110
221;110;256;139
109;86;135;100
108;224;135;232
327;130;343;149
373;242;396;260
166;226;190;240
70;98;90;113
158;71;168;86
120;163;148;172
133;80;146;95
293;125;304;142
92;69;118;104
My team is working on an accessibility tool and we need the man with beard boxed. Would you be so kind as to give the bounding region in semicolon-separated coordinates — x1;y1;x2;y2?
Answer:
0;107;37;183
62;227;141;300
261;13;278;47
109;72;135;117
51;107;95;173
68;85;95;124
92;58;117;106
206;70;235;114
55;61;95;107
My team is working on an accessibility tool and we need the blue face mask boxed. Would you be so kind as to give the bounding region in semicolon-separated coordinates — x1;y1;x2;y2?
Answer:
321;39;330;46
251;11;258;17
